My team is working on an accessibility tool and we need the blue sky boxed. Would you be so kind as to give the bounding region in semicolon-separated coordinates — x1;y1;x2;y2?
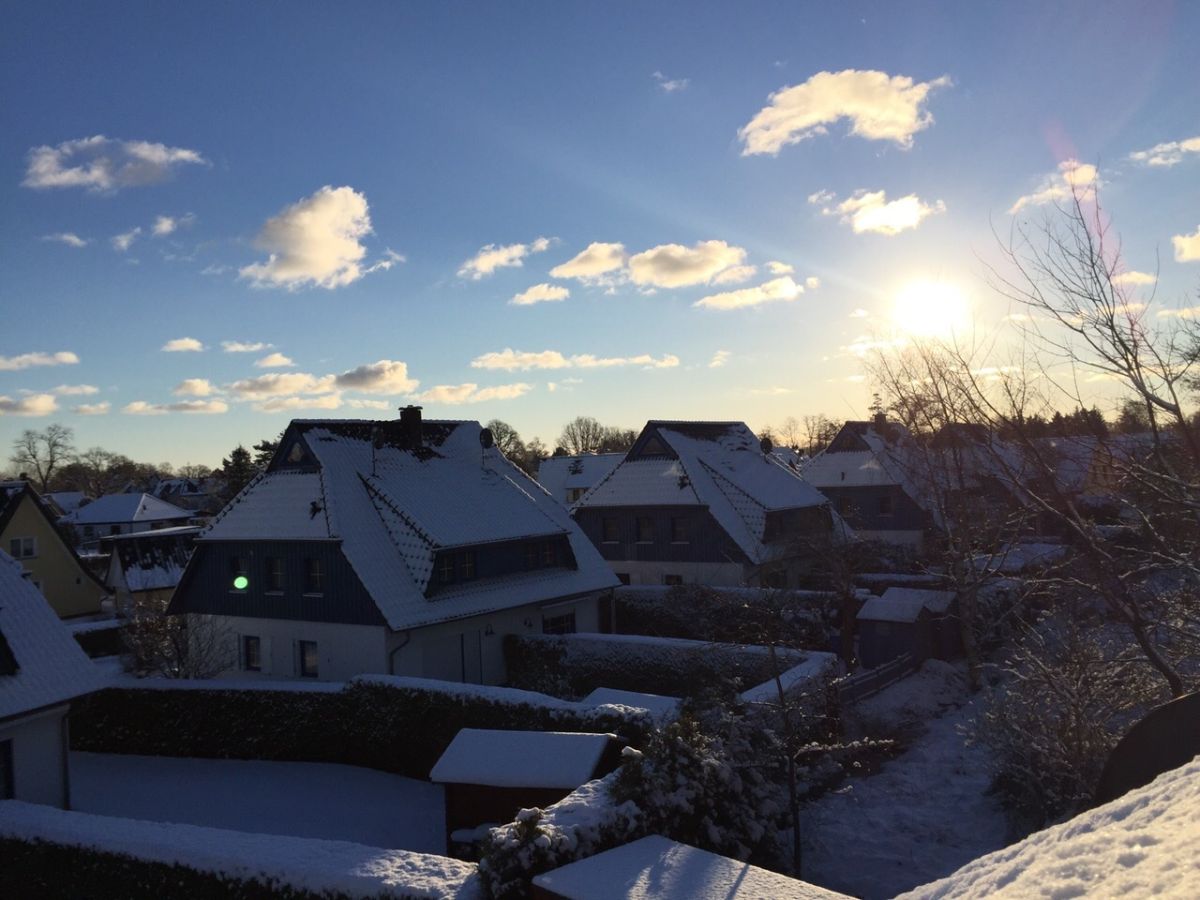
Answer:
2;1;1198;467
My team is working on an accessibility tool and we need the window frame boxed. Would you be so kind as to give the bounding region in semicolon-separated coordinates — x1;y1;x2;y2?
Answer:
304;557;324;595
636;516;655;543
242;635;262;672
8;537;36;559
265;556;285;593
601;517;620;543
670;517;689;544
297;640;319;678
458;551;476;581
542;610;577;635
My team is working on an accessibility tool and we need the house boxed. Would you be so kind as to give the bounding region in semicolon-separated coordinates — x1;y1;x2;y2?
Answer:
63;493;195;547
168;408;619;684
100;525;201;615
0;482;108;619
42;491;90;518
536;453;624;506
0;550;104;807
430;728;624;853
801;415;932;549
149;476;217;514
571;421;840;589
532;834;850;900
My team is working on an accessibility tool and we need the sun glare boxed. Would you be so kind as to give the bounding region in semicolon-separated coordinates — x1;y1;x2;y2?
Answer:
892;280;971;338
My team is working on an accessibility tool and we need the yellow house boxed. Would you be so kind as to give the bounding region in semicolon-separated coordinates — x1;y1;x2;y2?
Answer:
0;482;109;619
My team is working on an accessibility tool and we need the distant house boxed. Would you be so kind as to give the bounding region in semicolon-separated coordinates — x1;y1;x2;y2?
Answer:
42;491;90;518
571;421;839;588
100;525;201;614
0;550;104;807
536;453;625;506
430;728;624;852
855;586;959;668
168;408;618;684
63;493;195;547
0;482;108;619
149;476;216;514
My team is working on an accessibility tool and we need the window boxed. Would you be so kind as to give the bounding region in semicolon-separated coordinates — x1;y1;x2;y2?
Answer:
567;487;586;503
636;516;654;543
8;537;36;559
670;517;689;543
230;556;249;591
663;574;683;585
837;497;853;516
616;573;631;585
439;554;456;584
0;740;12;800
242;635;262;672
304;558;324;594
109;525;121;535
458;551;476;580
524;543;539;570
266;557;284;592
541;542;555;566
542;611;577;635
83;525;95;539
298;640;319;678
878;493;894;516
601;518;619;543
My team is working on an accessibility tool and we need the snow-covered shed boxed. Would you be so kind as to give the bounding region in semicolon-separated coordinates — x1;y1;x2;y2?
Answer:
880;586;960;662
532;834;850;899
536;453;625;506
855;589;942;668
572;421;839;589
581;687;680;722
0;550;104;806
430;728;624;852
169;409;619;684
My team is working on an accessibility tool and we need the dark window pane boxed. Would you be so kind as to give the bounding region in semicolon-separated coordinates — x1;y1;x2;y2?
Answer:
243;635;261;671
542;611;576;635
298;640;319;677
439;554;456;584
602;518;619;542
541;542;555;566
305;558;324;593
670;517;688;542
266;557;284;591
663;574;683;585
636;517;654;542
459;552;476;580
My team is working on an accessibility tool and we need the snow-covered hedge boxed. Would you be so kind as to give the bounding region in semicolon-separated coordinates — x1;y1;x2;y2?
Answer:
70;675;650;778
504;632;808;699
0;801;479;899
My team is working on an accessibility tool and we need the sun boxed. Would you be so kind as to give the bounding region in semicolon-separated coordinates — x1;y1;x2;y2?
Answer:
892;280;971;338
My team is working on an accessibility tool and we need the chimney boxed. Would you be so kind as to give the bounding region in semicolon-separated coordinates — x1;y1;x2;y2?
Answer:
873;411;887;429
399;405;423;448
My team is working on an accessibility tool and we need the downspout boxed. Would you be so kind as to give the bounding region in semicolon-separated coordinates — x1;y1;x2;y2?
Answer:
388;631;412;675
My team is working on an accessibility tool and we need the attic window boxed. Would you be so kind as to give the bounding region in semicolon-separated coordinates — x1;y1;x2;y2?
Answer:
641;437;669;456
288;443;306;463
0;629;18;676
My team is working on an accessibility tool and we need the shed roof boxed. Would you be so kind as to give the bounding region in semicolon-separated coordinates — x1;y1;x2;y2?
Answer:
430;728;613;788
532;835;848;899
880;586;956;615
856;594;930;623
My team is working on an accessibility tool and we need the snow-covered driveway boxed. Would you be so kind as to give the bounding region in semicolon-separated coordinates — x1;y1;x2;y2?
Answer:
71;752;445;852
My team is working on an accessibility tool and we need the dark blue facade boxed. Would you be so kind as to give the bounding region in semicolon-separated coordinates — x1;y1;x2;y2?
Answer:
572;505;750;566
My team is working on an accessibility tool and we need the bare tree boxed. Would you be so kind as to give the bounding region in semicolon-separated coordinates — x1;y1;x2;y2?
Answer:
10;424;74;492
123;595;235;679
778;416;802;451
801;414;838;456
557;416;608;455
486;419;526;458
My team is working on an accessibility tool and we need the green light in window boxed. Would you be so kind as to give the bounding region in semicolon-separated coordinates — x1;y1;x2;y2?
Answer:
233;575;249;590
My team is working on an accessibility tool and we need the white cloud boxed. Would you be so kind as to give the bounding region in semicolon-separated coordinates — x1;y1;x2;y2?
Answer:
22;135;207;192
0;351;79;371
1112;271;1157;287
122;401;167;416
738;69;951;156
124;399;228;415
1128;136;1200;168
411;382;532;404
0;394;57;416
628;240;747;288
227;372;337;398
347;398;391;410
111;227;142;252
709;350;732;368
51;384;98;396
550;242;628;282
712;265;758;285
470;348;678;371
173;378;215;397
253;394;344;413
1010;159;1099;214
766;261;794;275
334;359;418;394
202;264;232;276
74;402;110;415
1173;226;1200;263
240;186;376;290
511;283;570;306
652;71;689;93
1157;306;1200;319
152;213;196;236
41;232;88;248
805;276;821;290
458;237;553;280
255;352;295;368
814;189;945;235
364;248;406;275
221;341;271;353
162;337;204;352
694;275;805;310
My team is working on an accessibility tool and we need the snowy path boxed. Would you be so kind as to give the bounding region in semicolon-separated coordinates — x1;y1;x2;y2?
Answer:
71;752;445;852
800;662;1010;899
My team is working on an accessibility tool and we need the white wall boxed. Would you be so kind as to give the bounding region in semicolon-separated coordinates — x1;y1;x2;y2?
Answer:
198;615;389;683
612;560;746;587
0;706;69;808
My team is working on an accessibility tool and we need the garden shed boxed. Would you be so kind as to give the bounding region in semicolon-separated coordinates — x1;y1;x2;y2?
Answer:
429;728;624;854
881;587;960;660
856;593;932;668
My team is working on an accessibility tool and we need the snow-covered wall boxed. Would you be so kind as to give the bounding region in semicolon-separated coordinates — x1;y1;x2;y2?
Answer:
0;706;69;808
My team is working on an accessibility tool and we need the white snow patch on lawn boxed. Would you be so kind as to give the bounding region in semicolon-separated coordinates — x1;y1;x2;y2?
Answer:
71;752;445;852
801;662;1008;899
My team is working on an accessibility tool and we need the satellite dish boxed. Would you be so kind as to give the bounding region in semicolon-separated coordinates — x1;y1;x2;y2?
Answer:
479;427;495;449
760;436;773;453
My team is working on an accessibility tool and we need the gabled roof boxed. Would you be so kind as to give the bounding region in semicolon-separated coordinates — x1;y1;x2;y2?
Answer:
0;551;104;720
103;526;201;594
64;492;193;526
0;482;108;594
42;491;89;514
574;421;829;564
856;593;931;623
536;453;625;500
880;586;955;615
192;418;618;631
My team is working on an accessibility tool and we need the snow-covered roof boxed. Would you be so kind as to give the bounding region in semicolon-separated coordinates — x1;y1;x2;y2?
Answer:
532;834;849;899
0;551;104;720
105;526;200;593
196;418;617;631
880;587;955;615
575;421;830;564
802;450;900;488
581;687;680;720
898;755;1200;900
536;453;625;502
64;492;193;525
43;490;89;513
429;728;614;788
857;593;930;623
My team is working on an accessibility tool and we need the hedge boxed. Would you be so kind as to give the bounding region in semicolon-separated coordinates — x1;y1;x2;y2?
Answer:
70;676;649;780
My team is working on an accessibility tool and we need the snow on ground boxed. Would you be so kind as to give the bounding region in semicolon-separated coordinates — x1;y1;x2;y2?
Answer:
897;755;1200;899
801;661;1009;899
71;752;444;852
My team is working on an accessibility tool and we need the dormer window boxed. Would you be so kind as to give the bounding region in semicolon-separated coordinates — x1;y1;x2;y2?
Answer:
439;554;457;584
